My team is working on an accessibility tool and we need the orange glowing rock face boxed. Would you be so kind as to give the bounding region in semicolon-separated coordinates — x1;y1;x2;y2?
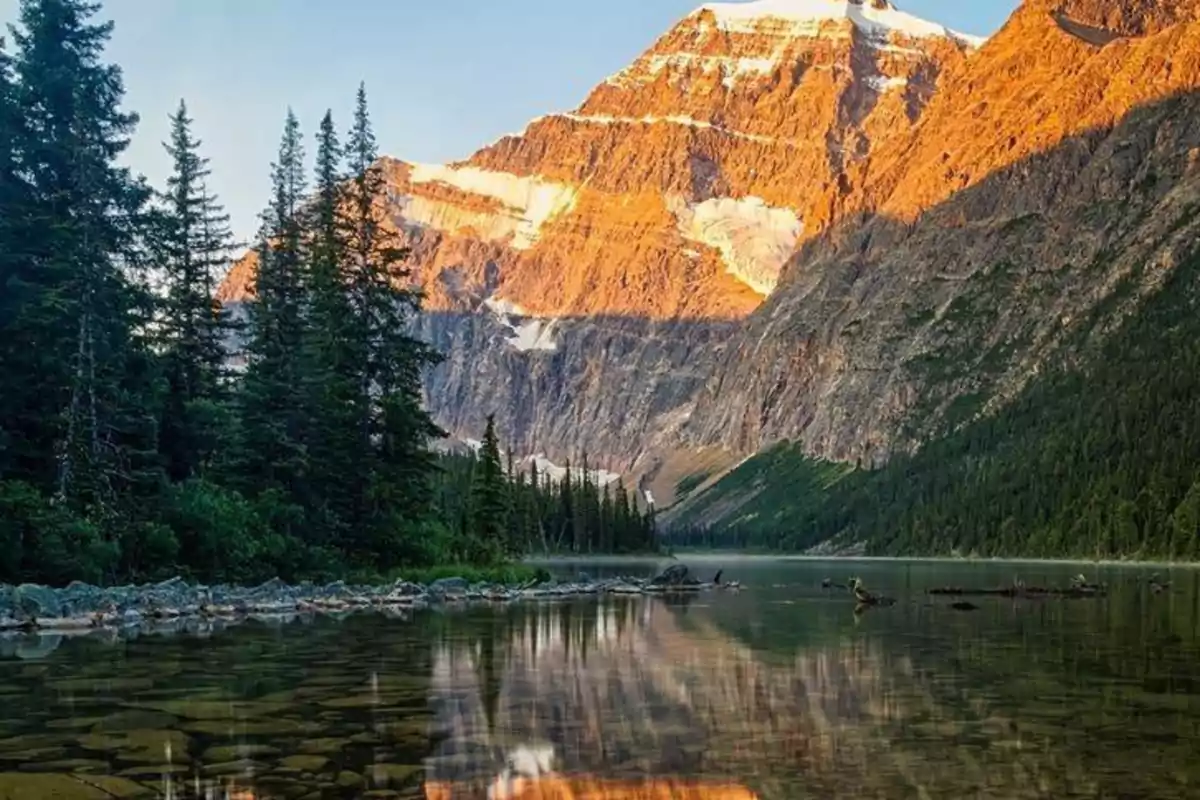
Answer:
217;2;974;321
424;778;758;800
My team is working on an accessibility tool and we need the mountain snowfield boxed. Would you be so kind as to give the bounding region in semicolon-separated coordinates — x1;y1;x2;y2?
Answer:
697;0;987;46
221;0;1200;515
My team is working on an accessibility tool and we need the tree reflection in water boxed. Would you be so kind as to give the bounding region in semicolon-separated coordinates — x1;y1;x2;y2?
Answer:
421;595;1102;799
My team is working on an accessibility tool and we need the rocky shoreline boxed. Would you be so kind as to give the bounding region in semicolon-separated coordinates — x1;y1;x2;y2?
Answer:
0;564;739;637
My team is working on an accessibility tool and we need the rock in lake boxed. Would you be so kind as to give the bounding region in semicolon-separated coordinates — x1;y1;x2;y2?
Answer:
649;565;694;587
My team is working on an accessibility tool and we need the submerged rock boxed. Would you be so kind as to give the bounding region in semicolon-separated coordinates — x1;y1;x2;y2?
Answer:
279;754;329;772
0;772;153;798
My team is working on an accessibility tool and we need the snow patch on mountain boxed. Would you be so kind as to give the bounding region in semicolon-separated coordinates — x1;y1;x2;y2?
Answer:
484;296;558;353
448;440;622;486
525;455;622;487
508;319;558;353
484;297;529;317
409;164;578;250
697;0;987;48
866;74;909;92
670;196;802;295
646;52;779;85
561;112;776;144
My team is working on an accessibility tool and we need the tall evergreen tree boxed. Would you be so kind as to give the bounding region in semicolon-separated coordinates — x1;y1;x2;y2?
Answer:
4;0;154;526
154;99;236;482
600;483;614;553
342;84;443;559
301;109;361;543
472;415;508;559
0;34;30;483
559;462;574;551
237;109;310;517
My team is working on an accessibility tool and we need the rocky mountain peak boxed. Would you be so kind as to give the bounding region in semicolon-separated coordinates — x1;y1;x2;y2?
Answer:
1027;0;1200;38
222;0;976;319
690;0;986;47
218;0;1200;494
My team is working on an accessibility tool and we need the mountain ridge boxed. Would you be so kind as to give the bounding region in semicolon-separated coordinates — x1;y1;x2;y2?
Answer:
219;0;1200;511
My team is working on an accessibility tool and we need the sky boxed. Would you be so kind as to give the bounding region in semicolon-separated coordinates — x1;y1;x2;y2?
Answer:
1;0;1020;242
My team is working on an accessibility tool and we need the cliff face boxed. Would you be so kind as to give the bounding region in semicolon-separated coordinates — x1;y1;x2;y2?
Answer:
683;0;1200;469
222;0;975;316
220;0;1200;504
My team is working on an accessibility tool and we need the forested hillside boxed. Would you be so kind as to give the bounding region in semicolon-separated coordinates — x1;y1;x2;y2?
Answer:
667;247;1200;560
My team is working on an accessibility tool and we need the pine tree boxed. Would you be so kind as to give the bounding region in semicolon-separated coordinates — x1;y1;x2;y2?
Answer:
529;460;544;552
0;34;30;483
600;483;614;553
154;99;237;482
237;109;310;520
4;0;155;539
301;109;361;544
471;415;508;560
343;84;443;560
559;461;574;551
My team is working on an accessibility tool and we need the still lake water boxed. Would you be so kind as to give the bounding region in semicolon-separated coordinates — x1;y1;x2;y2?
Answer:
1;558;1199;799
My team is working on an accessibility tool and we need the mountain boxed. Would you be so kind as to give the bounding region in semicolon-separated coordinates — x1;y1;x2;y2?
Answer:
220;0;1200;524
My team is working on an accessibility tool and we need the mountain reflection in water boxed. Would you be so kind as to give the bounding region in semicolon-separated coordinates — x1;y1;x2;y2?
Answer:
3;562;1199;799
421;595;1082;799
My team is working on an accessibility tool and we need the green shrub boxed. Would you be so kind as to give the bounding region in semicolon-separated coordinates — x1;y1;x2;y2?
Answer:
0;480;116;585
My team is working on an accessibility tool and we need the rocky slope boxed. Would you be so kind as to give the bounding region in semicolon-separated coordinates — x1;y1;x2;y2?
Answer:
221;0;1200;509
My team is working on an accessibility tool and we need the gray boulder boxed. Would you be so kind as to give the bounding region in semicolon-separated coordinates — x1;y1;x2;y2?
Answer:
649;564;692;587
154;576;187;593
429;577;469;596
249;577;289;599
389;580;425;597
319;581;351;599
61;581;110;613
14;584;61;619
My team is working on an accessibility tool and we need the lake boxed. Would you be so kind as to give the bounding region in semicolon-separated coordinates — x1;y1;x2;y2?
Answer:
1;557;1198;799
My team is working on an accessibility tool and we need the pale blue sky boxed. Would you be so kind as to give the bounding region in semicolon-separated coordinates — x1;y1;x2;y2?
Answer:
1;0;1019;242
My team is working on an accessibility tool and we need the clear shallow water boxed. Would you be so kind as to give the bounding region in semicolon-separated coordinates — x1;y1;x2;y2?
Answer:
2;558;1199;799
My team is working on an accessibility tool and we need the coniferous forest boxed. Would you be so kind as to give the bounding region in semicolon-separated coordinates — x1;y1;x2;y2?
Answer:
0;0;655;587
437;416;658;562
665;245;1200;561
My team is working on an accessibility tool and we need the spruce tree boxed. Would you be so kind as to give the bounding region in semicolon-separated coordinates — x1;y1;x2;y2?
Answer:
0;34;29;483
528;460;544;552
237;109;310;519
614;480;632;551
154;99;236;482
560;462;574;551
600;483;614;553
4;0;155;539
471;415;508;559
343;84;442;560
302;110;361;544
